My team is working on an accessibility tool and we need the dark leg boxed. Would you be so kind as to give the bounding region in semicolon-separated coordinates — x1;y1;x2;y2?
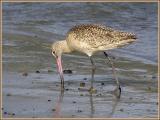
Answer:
90;56;96;87
61;79;64;91
78;56;96;93
61;84;64;92
104;52;121;98
78;56;97;93
89;56;96;93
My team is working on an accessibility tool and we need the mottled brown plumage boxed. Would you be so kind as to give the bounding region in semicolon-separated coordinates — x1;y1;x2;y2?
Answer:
52;24;137;56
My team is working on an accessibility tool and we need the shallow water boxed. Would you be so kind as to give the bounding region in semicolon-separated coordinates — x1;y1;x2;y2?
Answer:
2;2;158;118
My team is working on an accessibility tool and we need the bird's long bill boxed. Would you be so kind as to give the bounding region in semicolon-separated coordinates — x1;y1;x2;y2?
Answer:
56;56;64;83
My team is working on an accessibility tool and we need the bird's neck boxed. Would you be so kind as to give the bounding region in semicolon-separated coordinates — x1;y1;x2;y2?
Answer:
60;40;73;54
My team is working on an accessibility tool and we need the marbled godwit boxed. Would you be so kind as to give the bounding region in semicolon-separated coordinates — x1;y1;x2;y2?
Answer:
52;24;137;97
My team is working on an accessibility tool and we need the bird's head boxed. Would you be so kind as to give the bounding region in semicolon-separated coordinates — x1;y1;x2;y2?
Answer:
51;41;64;82
51;40;72;83
52;41;63;58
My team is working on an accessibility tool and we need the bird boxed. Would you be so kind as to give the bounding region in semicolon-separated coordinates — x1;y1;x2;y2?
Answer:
51;24;137;97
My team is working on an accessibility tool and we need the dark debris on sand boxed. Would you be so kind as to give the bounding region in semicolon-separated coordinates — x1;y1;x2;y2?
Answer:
63;69;72;74
22;72;28;76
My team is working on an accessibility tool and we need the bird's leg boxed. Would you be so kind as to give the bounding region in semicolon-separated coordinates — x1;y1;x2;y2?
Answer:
90;56;96;82
103;52;121;98
61;82;64;92
89;56;97;93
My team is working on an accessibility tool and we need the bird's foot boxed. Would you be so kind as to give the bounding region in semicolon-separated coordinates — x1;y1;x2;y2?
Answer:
113;85;121;99
88;87;97;94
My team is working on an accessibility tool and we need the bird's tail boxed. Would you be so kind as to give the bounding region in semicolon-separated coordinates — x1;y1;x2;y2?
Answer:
116;32;137;48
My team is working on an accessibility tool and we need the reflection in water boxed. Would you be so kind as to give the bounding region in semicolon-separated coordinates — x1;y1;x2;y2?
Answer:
89;90;120;118
108;97;120;117
89;93;95;118
52;88;120;118
88;53;121;117
53;89;64;118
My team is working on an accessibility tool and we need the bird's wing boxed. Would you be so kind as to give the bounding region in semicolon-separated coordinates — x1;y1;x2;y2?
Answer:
67;24;137;50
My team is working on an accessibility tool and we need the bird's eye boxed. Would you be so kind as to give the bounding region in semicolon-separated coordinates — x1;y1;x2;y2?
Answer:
52;51;56;56
52;51;57;58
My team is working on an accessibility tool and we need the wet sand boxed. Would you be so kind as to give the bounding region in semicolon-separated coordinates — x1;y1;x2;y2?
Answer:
2;24;158;118
2;63;158;118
